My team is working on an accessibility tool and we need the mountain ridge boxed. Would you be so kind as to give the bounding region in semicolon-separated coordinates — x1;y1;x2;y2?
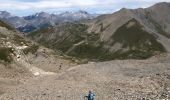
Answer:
86;2;170;51
27;2;170;61
0;10;97;33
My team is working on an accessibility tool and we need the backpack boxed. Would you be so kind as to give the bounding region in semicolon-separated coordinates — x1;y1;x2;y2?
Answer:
88;93;94;100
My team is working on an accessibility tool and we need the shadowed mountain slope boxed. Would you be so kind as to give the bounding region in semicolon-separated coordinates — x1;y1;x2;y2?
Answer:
28;2;170;61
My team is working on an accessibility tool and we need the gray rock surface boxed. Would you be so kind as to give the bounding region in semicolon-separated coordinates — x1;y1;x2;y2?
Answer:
0;54;170;100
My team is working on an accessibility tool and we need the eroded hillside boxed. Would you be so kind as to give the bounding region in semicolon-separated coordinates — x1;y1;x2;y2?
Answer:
0;20;77;95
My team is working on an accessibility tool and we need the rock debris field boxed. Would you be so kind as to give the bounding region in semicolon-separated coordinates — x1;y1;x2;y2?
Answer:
0;54;170;100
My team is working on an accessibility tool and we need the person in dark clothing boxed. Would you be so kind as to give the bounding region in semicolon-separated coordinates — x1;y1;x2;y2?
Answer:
87;91;95;100
59;63;63;70
59;65;62;70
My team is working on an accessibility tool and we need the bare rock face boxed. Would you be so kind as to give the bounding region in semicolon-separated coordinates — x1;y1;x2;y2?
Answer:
147;2;170;33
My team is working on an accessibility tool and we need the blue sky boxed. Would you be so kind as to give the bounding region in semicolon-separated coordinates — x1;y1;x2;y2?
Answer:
0;0;170;16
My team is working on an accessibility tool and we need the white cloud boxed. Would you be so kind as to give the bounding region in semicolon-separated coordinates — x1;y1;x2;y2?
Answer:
0;0;100;9
0;0;169;16
0;0;170;10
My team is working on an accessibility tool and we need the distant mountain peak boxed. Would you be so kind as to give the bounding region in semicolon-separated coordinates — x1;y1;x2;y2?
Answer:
59;10;90;15
118;8;131;13
77;10;88;14
154;2;170;5
24;12;51;20
0;11;13;18
33;12;50;18
0;11;10;14
0;10;96;33
59;11;73;16
150;2;170;9
38;12;49;15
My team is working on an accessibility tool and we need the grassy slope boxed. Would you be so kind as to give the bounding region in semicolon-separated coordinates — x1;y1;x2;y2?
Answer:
28;20;166;61
0;47;13;63
0;20;14;63
0;20;15;30
110;18;166;59
0;19;39;64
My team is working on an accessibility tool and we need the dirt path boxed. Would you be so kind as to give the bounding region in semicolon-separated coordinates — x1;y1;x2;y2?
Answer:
65;40;85;54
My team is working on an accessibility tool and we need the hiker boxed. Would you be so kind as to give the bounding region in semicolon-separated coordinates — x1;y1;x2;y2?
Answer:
59;63;62;70
87;91;95;100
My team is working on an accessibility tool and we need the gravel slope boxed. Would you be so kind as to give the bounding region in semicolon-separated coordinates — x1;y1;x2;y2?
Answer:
1;54;170;100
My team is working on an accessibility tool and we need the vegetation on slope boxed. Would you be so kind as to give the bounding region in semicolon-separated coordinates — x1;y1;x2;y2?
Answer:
28;20;166;61
0;20;15;30
110;18;166;59
0;47;13;63
55;24;88;52
23;44;39;55
13;34;31;46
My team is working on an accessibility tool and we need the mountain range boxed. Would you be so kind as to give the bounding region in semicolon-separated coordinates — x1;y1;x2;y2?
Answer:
28;2;170;61
0;10;97;33
0;2;169;61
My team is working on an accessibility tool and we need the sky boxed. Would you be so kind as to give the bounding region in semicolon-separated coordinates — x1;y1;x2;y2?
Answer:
0;0;170;16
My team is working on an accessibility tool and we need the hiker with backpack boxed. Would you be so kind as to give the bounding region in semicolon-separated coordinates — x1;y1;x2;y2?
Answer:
87;91;95;100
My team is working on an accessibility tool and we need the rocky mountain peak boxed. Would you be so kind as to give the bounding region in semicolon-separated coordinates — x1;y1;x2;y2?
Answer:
0;11;12;18
0;11;10;15
59;10;90;16
119;8;131;12
77;10;88;14
149;2;170;10
153;2;170;7
37;12;50;17
24;12;51;20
